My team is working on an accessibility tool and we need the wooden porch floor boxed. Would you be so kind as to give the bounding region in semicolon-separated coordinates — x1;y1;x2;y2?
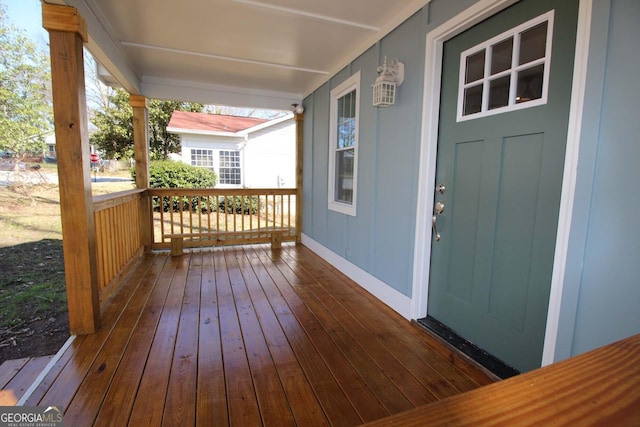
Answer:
18;243;494;426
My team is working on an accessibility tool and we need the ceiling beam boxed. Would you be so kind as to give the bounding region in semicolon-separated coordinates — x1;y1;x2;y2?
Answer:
120;42;329;75
140;76;302;111
231;0;380;31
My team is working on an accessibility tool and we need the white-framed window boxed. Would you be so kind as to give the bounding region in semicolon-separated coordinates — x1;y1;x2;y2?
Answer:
191;148;215;171
190;148;242;186
328;71;360;216
457;11;554;122
219;150;241;185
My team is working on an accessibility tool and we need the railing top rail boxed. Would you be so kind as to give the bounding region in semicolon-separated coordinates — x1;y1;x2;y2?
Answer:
93;188;146;212
148;188;296;196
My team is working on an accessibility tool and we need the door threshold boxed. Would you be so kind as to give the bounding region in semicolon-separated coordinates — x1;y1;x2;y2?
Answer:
417;316;520;379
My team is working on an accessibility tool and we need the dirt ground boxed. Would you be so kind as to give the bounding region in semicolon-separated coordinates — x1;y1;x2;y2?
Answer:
0;171;134;364
0;239;69;363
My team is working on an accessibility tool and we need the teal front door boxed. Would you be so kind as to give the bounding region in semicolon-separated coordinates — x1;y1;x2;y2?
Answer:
427;0;579;372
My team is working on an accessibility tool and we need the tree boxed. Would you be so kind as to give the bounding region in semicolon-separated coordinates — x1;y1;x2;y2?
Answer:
90;88;203;160
0;4;52;159
84;50;116;117
149;99;202;160
203;104;285;120
89;89;133;160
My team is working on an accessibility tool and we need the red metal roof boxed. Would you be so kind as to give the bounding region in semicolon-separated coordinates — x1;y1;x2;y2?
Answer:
167;111;269;133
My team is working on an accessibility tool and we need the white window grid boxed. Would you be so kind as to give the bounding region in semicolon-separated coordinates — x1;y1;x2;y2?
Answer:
456;10;555;122
191;148;215;171
219;150;241;185
328;72;360;216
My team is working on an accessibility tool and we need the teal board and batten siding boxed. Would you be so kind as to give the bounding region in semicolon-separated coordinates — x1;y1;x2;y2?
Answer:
302;0;640;366
301;0;505;299
556;0;640;360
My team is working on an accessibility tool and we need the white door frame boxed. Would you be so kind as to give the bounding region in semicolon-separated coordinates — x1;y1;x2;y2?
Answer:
411;0;593;367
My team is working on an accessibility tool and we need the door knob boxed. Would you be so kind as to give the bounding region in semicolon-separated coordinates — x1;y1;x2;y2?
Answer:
432;201;444;241
434;201;444;215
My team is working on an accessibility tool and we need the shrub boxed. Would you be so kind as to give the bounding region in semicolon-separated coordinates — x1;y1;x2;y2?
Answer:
133;160;218;211
136;160;218;189
218;195;259;214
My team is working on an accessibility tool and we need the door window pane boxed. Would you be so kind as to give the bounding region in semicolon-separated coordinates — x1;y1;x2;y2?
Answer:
465;50;485;83
489;76;510;110
519;22;548;65
491;37;513;75
516;64;544;103
463;84;483;115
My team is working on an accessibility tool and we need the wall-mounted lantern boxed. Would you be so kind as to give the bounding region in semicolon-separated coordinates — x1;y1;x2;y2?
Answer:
372;57;404;107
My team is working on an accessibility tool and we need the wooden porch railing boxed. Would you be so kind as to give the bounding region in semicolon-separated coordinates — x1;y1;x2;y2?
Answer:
92;189;145;296
149;188;297;251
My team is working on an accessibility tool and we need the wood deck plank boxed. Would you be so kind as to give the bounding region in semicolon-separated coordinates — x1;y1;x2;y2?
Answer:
63;255;167;426
246;247;362;426
37;255;160;410
237;248;330;427
215;249;263;427
0;356;52;405
254;248;390;423
196;250;228;427
128;256;189;426
14;244;496;426
224;248;296;427
280;245;492;392
162;251;202;426
299;279;440;407
270;248;445;405
0;358;29;389
276;247;474;399
22;346;74;406
292;282;419;413
92;255;173;427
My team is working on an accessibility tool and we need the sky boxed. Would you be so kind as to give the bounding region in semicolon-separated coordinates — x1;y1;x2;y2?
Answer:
4;0;47;43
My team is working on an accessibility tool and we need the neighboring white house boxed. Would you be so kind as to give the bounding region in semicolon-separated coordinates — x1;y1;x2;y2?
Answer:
45;134;57;160
167;111;295;189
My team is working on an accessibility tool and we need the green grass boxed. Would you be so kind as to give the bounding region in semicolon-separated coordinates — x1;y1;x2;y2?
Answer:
0;169;134;360
0;239;67;327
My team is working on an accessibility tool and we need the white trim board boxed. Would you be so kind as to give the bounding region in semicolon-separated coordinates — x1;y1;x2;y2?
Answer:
16;335;76;406
301;234;412;320
541;0;593;367
412;0;592;369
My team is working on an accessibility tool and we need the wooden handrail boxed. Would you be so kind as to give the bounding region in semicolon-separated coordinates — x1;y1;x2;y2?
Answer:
149;188;295;196
93;188;146;212
364;334;640;426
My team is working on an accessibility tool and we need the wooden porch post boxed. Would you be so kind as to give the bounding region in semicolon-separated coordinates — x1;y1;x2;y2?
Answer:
130;95;152;252
43;4;100;334
295;112;304;244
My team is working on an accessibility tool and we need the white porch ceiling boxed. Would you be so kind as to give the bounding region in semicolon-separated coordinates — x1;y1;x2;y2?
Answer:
46;0;431;110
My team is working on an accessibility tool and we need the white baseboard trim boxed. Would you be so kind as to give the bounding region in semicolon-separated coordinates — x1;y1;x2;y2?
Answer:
301;234;412;319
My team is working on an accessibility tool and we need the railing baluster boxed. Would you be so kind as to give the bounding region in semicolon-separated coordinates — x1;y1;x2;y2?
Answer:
147;188;296;250
287;194;291;235
280;194;284;229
